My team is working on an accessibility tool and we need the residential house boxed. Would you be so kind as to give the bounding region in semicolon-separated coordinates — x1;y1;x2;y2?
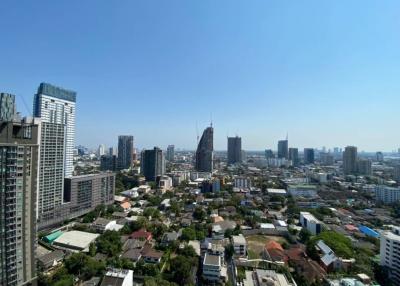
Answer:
131;229;152;241
91;218;124;233
202;254;227;283
231;234;247;257
37;250;64;271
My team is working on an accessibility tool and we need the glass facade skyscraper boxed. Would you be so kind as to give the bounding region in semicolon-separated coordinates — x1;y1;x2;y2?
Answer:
195;126;213;172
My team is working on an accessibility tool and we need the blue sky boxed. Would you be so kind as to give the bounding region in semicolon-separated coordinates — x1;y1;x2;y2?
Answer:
1;1;400;151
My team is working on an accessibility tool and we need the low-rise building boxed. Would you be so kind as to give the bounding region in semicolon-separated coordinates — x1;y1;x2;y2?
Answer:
202;254;227;283
131;229;152;241
91;218;123;233
288;184;317;198
100;269;133;286
53;231;99;252
37;250;65;271
231;234;247;256
212;220;237;239
300;212;322;235
254;269;294;286
267;189;287;196
141;245;164;264
375;185;400;204
380;226;400;285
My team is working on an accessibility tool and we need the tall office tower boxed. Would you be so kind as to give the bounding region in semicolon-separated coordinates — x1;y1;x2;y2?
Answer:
195;126;213;172
100;155;117;171
265;149;274;159
108;147;117;156
343;146;358;175
357;159;372;176
166;145;175;162
0;93;17;121
97;144;106;157
0;115;40;286
394;165;400;182
277;140;288;159
376;151;384;162
227;136;242;165
117;135;134;170
380;226;400;285
320;152;334;166
303;148;315;164
141;147;165;181
34;83;76;177
288;148;299;166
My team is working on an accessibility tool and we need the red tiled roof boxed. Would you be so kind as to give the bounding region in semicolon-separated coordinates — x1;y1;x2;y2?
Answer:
131;229;152;240
265;240;284;252
120;201;131;209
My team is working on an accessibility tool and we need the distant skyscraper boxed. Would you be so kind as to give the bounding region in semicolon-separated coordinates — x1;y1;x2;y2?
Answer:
357;159;372;176
320;152;334;166
394;165;400;182
98;144;106;157
376;152;384;162
195;126;213;172
34;82;76;177
0;116;40;286
118;135;134;169
265;149;274;159
343;146;358;175
100;155;117;171
227;136;242;165
141;147;165;181
0;93;16;121
166;145;175;162
288;148;299;166
277;140;288;159
304;148;315;164
109;147;117;156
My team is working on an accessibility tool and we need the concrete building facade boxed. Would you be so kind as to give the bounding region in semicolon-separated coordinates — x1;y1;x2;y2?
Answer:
380;226;400;285
0;116;40;286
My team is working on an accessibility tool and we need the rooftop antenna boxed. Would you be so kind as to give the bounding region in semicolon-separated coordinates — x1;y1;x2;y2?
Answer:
210;112;213;128
286;132;288;141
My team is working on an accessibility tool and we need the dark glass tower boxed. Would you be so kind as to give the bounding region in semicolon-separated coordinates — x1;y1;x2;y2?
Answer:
227;136;242;165
195;126;213;172
118;135;134;170
289;148;299;166
303;148;315;164
277;140;288;159
141;147;165;181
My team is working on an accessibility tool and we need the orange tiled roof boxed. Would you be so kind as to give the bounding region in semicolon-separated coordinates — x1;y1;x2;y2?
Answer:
265;240;284;251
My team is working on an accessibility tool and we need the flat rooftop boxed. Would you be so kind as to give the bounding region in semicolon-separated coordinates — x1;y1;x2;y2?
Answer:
300;212;320;223
53;231;99;250
232;234;247;245
204;253;220;266
267;188;287;194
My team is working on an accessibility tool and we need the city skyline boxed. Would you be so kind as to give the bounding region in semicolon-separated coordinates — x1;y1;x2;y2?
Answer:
2;1;400;151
